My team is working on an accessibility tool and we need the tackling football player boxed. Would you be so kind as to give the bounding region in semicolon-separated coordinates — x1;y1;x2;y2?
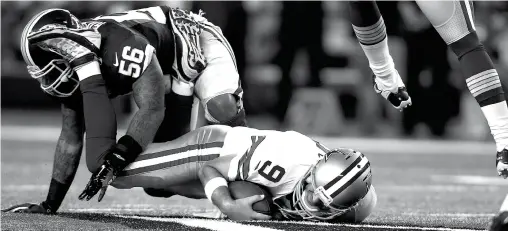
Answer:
3;6;245;214
4;125;377;222
348;0;508;178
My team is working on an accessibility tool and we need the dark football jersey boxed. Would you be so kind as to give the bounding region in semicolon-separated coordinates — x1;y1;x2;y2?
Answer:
82;6;175;97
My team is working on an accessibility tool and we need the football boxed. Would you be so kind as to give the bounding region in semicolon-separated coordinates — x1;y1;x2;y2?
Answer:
228;181;275;216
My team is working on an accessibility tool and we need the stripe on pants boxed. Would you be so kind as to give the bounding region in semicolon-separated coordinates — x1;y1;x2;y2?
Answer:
120;142;224;176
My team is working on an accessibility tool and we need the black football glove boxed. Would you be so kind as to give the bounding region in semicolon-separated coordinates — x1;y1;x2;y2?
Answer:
2;201;54;214
79;135;142;202
78;154;124;202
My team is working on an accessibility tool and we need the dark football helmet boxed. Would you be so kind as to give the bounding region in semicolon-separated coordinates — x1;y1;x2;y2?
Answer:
20;8;81;97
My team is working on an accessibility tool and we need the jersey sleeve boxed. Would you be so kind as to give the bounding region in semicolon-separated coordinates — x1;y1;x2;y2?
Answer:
100;25;156;96
102;33;155;80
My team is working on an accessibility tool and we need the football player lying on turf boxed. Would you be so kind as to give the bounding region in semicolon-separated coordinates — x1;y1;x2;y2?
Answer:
348;0;508;177
8;6;246;213
4;125;377;222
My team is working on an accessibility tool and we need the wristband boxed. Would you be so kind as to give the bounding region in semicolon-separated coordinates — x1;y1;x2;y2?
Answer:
106;135;143;168
45;178;71;213
204;177;228;202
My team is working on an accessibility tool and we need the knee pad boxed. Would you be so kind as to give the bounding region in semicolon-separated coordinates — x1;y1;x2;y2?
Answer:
427;0;475;45
449;31;484;59
205;94;247;127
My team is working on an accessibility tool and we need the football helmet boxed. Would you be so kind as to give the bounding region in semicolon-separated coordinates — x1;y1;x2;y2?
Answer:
20;9;81;97
279;146;372;221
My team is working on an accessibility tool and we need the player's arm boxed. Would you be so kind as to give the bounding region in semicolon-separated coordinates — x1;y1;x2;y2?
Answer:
198;155;236;210
2;101;85;214
45;101;86;212
125;54;165;149
79;38;164;201
198;155;271;220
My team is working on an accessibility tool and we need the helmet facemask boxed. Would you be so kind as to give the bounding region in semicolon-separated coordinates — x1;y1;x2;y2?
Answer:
27;59;78;97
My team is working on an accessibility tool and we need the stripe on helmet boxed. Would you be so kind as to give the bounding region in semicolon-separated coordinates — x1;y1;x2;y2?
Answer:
330;162;370;198
323;157;370;198
21;8;68;65
323;155;363;190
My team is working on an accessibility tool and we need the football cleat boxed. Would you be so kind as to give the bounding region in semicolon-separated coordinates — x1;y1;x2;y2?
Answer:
373;71;412;112
496;149;508;179
489;211;508;231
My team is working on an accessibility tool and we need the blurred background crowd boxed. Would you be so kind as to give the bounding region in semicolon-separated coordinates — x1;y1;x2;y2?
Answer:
3;1;508;141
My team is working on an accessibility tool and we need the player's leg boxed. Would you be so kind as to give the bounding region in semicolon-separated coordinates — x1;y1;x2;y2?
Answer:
348;1;411;111
196;23;246;127
416;0;508;177
111;125;232;191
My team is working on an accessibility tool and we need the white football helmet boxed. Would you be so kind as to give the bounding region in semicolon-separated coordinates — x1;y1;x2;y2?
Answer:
278;146;373;221
20;9;81;97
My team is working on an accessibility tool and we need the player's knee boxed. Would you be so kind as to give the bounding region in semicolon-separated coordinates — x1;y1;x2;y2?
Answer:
422;0;475;46
205;94;247;127
449;31;484;59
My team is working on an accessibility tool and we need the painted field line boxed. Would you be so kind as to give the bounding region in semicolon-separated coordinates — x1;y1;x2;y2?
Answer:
1;184;146;192
377;185;502;192
2;184;48;191
116;215;282;231
1;125;127;142
402;212;496;217
431;175;508;186
69;208;159;213
251;220;482;231
1;125;495;156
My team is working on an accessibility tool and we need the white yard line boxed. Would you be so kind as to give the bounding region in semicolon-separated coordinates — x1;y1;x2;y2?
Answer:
251;220;483;231
1;125;495;155
431;175;508;186
116;215;283;231
402;212;496;217
116;215;483;231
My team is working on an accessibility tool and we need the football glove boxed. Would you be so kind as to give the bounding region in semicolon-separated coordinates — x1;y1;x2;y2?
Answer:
79;135;142;202
27;25;101;72
78;155;122;202
496;149;508;179
1;201;54;214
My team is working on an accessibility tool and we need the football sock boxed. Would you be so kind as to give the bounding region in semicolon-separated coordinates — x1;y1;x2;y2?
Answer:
450;32;508;151
349;1;398;92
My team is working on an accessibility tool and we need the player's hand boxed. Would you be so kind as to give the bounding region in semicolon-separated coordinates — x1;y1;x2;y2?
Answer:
1;201;54;214
78;161;116;202
27;25;101;71
222;195;272;221
497;150;508;179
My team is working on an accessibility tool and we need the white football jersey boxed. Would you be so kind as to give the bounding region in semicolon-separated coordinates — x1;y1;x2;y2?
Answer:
223;127;327;199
